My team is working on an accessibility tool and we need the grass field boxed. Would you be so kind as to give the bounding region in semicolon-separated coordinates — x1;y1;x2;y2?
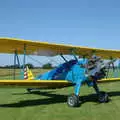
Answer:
0;82;120;120
0;68;50;79
0;69;120;120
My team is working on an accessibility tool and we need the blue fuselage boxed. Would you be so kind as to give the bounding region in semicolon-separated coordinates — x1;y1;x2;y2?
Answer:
37;59;92;95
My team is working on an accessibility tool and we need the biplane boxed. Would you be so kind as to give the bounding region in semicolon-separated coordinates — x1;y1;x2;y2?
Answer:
0;38;120;107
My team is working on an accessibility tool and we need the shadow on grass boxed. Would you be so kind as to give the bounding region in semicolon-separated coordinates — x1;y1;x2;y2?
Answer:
0;91;120;108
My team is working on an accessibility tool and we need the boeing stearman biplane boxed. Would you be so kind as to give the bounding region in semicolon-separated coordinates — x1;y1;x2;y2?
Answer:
0;38;120;107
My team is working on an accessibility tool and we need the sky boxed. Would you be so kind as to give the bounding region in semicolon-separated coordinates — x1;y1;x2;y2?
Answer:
0;0;120;66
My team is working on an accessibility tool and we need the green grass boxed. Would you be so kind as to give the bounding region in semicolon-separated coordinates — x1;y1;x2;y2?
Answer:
0;82;120;120
0;69;120;120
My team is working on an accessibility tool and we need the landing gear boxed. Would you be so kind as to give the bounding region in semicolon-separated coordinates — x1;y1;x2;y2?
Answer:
92;79;109;103
98;91;109;103
67;94;81;107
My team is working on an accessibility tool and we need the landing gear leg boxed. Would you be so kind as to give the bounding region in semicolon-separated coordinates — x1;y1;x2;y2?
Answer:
67;83;82;107
93;81;109;103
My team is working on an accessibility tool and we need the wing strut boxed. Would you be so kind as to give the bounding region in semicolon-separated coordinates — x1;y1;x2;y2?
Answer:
60;54;68;62
13;50;21;80
13;44;27;80
23;44;26;71
70;49;78;61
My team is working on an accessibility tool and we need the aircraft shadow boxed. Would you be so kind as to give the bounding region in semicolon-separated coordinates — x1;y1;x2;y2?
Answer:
0;91;120;108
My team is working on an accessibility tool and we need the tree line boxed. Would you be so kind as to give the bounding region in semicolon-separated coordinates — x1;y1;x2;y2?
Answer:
0;63;54;69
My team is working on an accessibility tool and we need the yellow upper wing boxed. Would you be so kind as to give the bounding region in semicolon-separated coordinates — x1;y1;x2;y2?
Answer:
0;37;120;59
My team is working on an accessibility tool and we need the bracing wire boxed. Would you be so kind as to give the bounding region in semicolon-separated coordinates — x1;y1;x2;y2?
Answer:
27;55;43;66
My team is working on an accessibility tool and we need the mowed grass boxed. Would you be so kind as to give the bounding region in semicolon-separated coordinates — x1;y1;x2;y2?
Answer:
0;69;120;120
0;82;120;120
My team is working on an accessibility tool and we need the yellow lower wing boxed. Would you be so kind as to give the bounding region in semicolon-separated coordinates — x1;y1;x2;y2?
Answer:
0;78;119;89
98;78;120;83
0;80;73;89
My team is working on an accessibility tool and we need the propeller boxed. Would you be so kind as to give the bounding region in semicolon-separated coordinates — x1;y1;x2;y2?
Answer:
105;58;116;79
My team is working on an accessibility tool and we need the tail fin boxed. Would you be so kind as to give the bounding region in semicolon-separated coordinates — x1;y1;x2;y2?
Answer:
24;66;34;80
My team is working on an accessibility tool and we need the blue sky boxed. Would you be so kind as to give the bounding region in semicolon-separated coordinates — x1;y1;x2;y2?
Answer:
0;0;120;66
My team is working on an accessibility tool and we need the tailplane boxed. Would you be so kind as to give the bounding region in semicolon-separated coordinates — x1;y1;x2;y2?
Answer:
24;66;34;80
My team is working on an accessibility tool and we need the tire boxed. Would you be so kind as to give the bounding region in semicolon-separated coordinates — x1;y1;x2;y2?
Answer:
98;91;109;103
67;94;81;107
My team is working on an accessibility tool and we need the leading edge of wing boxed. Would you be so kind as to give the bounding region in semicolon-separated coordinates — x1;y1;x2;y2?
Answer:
98;78;120;83
0;80;74;88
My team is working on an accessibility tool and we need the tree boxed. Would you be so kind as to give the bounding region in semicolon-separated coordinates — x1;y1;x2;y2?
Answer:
21;63;34;69
25;63;34;69
42;63;52;69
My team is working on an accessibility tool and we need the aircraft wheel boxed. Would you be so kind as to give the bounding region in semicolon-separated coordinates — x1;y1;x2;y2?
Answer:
67;94;80;107
98;91;109;103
